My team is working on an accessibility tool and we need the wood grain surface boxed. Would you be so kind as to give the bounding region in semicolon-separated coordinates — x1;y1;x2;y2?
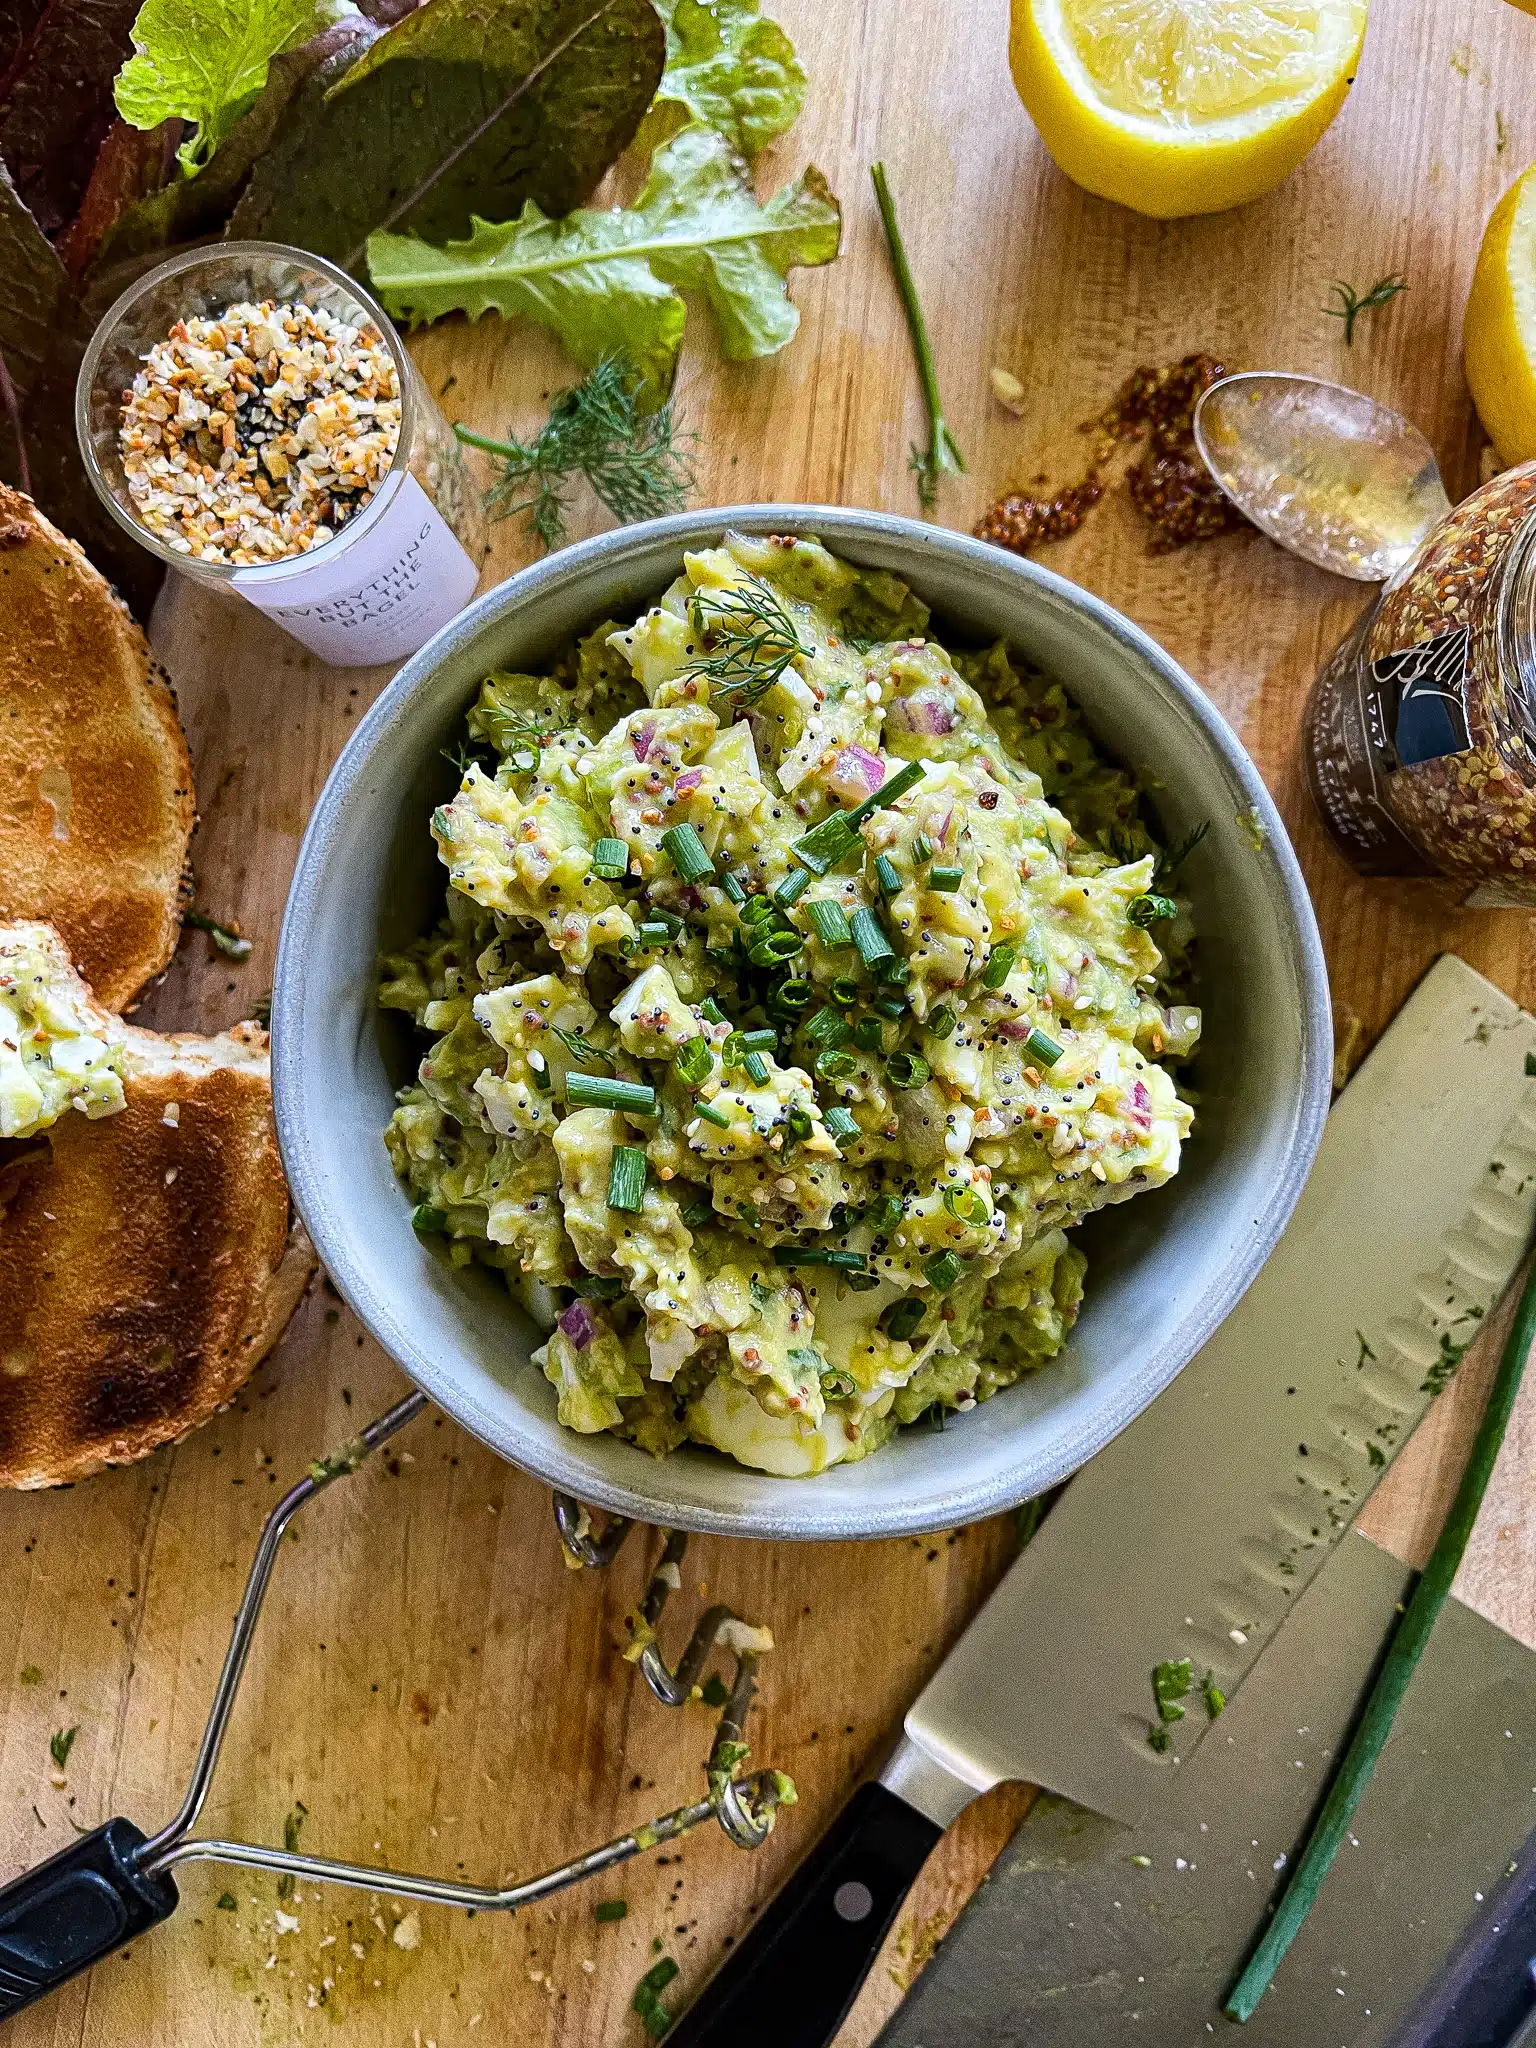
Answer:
7;0;1536;2041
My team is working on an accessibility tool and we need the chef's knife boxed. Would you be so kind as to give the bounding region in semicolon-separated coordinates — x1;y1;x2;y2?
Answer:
669;956;1536;2048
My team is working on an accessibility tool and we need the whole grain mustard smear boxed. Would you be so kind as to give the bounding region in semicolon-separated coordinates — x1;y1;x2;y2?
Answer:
118;300;400;564
380;533;1200;1476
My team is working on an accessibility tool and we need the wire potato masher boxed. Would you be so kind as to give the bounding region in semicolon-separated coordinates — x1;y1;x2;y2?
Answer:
0;1391;794;2019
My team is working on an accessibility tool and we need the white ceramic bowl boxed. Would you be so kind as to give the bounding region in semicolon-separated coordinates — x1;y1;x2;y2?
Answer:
273;507;1331;1539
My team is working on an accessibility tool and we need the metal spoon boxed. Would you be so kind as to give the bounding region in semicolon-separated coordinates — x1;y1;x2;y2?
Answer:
1192;370;1451;581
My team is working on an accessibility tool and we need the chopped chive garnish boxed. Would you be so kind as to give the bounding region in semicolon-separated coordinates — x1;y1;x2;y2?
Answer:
772;1245;866;1270
720;871;747;904
804;1007;851;1047
674;1036;713;1086
693;1100;732;1128
912;833;934;864
885;1051;931;1089
1023;1027;1064;1066
829;975;862;1007
807;898;852;946
773;866;812;906
567;1073;658;1115
876;958;911;988
1128;892;1178;927
982;942;1018;989
751;929;802;965
743;1050;770;1084
661;823;713;883
529;1059;553;1092
790;812;858;875
867;1193;904;1230
722;1031;747;1067
772;977;814;1011
700;997;727;1025
943;1185;989;1225
591;837;630;879
823;1106;859;1145
815;1049;856;1079
411;1203;448;1234
740;894;777;927
874;854;902;898
846;757;924;825
883;1297;926;1341
741;1029;777;1051
927;1005;956;1039
924;1250;963;1290
873;995;907;1019
853;1016;885;1052
573;1274;626;1301
638;920;675;948
849;907;893;968
681;1198;713;1228
929;865;964;892
786;1105;813;1138
607;1145;648;1212
705;945;738;974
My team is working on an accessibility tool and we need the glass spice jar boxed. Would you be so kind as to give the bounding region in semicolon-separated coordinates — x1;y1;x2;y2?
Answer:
76;241;487;668
1303;462;1536;906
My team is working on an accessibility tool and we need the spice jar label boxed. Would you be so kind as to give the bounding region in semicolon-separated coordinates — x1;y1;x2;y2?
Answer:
1368;627;1473;765
231;471;480;667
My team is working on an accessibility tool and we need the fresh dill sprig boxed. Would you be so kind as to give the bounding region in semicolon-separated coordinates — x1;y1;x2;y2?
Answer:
455;356;695;551
440;738;493;778
1323;274;1408;346
871;161;965;512
550;1027;615;1068
1159;820;1210;879
688;579;809;701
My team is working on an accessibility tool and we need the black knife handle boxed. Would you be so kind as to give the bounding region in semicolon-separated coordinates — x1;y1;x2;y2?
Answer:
0;1820;178;2018
1386;1816;1536;2047
669;1782;943;2048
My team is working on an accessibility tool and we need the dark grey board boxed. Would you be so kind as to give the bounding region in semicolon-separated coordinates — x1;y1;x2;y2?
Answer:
877;1531;1536;2048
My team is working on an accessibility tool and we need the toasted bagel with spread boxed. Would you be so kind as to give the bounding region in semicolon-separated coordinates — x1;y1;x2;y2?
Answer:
0;924;312;1487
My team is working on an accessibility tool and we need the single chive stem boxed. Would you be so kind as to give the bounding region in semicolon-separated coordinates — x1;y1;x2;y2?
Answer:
823;1106;859;1145
847;758;923;826
982;941;1018;990
606;1145;648;1212
929;865;964;892
1223;1248;1536;2022
591;837;630;879
808;898;852;946
1023;1026;1063;1067
773;866;812;906
772;1245;866;1270
849;907;894;968
874;853;902;898
661;823;713;882
871;160;966;511
693;1100;732;1129
567;1073;657;1115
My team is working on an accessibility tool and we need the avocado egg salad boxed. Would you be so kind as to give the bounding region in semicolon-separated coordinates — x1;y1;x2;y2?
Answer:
380;533;1200;1477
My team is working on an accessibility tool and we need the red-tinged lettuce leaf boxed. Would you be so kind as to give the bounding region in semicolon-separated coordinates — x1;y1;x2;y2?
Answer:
87;14;376;273
0;169;161;612
0;0;145;235
56;118;178;280
0;4;51;101
229;0;666;268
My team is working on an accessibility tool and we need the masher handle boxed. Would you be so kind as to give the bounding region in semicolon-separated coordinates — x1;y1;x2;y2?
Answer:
667;1781;942;2048
0;1820;177;2018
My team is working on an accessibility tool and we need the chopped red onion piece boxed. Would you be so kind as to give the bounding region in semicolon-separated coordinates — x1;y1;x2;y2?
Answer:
558;1299;599;1351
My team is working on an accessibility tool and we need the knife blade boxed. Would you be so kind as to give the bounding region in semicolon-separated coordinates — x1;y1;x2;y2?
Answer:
668;956;1536;2048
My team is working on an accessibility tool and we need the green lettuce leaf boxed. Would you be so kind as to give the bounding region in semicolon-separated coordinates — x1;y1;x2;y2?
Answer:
229;0;666;265
368;122;840;404
641;0;805;159
114;0;353;175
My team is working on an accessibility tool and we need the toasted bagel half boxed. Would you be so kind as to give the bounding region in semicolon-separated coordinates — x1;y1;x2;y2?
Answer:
0;488;195;1011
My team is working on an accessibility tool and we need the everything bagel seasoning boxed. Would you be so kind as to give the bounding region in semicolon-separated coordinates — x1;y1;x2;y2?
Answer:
117;299;402;565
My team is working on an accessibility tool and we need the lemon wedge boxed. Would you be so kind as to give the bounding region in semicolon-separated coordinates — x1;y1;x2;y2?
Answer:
1009;0;1369;218
1465;165;1536;465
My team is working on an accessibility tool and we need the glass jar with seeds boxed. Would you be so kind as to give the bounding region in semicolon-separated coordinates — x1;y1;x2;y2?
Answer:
1302;461;1536;905
77;241;487;667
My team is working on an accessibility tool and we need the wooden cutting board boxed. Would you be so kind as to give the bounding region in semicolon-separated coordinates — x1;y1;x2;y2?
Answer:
6;0;1536;2040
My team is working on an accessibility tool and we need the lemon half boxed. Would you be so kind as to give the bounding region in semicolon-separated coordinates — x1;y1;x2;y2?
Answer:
1465;165;1536;465
1010;0;1369;218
